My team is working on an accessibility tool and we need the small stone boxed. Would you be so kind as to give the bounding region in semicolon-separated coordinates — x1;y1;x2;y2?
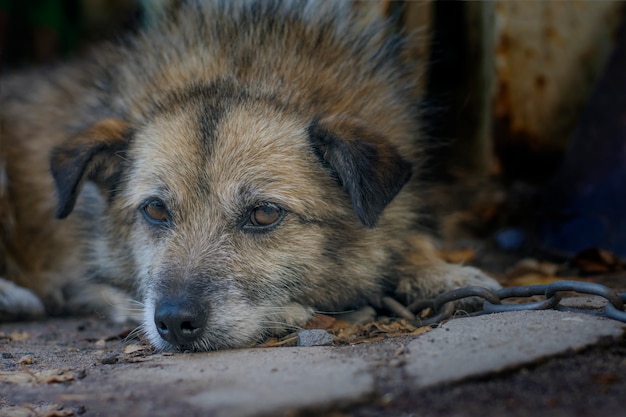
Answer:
1;352;14;359
297;329;333;347
100;354;118;365
76;368;88;379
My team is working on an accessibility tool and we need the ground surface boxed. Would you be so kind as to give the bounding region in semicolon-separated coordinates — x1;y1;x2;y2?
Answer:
1;300;625;417
2;245;626;417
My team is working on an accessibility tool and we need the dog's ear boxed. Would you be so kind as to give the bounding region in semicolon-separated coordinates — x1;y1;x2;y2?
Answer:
307;116;412;227
50;118;131;219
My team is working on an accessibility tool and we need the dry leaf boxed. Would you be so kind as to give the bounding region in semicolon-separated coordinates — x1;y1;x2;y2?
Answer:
0;405;35;417
506;273;565;287
365;320;419;334
9;332;30;341
0;368;75;385
333;319;431;345
0;371;33;385
35;369;76;384
18;355;35;365
505;258;559;279
123;344;149;355
502;258;576;287
0;404;75;417
572;248;625;274
257;335;299;348
122;344;153;361
330;319;352;331
303;314;337;330
257;316;432;348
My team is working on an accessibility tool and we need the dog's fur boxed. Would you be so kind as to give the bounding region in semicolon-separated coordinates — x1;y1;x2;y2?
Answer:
0;0;499;351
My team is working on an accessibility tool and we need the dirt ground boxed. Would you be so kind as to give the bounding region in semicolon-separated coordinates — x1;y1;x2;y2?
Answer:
1;244;625;417
302;341;626;417
1;314;625;417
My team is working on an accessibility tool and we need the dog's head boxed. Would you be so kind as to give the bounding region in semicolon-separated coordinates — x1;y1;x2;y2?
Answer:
50;84;412;351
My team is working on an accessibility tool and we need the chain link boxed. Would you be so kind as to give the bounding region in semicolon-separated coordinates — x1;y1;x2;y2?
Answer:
383;280;626;326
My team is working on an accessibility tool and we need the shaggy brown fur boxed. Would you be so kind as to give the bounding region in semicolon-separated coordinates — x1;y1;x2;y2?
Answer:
0;0;499;351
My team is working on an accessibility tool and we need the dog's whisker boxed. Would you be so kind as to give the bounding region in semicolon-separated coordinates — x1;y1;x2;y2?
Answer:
123;326;146;343
313;308;357;315
258;321;303;331
120;299;146;311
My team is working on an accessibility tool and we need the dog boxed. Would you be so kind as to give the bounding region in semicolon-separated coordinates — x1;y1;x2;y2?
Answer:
0;0;499;351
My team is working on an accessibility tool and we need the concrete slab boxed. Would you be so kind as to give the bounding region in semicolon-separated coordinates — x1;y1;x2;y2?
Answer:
2;345;376;417
405;309;626;388
159;347;374;417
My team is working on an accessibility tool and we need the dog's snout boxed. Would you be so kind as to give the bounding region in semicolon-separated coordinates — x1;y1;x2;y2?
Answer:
154;298;207;348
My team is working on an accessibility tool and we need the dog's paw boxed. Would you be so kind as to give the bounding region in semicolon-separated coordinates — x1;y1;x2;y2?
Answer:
396;263;501;313
438;265;502;312
446;265;502;291
0;277;45;320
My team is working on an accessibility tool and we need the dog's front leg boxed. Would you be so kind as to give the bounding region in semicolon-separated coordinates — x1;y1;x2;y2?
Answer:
0;277;45;320
394;235;501;311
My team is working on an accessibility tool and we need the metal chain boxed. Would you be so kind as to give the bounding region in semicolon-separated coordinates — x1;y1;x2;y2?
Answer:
382;280;626;326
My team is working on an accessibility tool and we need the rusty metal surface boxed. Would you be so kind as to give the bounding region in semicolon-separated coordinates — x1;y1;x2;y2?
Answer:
494;1;624;152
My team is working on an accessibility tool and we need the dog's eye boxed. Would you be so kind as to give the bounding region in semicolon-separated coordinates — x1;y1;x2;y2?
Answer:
247;204;284;229
142;199;170;225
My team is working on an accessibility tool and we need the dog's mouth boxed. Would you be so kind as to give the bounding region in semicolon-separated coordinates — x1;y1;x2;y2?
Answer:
141;290;316;352
141;289;272;352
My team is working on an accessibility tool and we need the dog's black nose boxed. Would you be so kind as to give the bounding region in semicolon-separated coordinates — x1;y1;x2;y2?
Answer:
154;299;207;348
